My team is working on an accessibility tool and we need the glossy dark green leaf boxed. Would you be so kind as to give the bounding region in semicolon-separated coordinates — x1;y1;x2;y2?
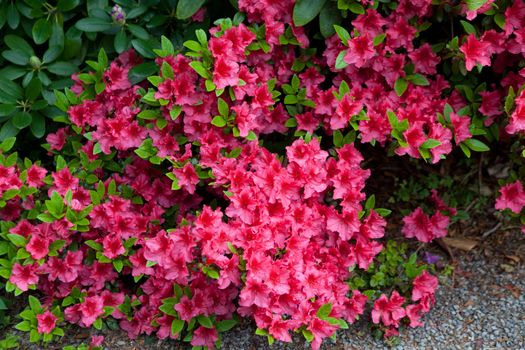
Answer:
43;46;62;63
0;105;16;117
7;3;20;29
293;0;327;27
319;1;341;38
114;30;128;53
0;66;27;80
131;39;156;58
32;19;52;45
57;0;80;11
176;0;205;19
127;24;149;40
2;50;29;65
0;121;19;141
126;6;148;19
75;17;113;32
128;62;158;84
12;111;32;129
50;22;65;48
0;77;23;102
25;78;42;101
4;35;34;56
46;61;78;76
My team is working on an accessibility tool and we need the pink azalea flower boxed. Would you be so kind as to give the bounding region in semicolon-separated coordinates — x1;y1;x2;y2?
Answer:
371;291;406;327
344;35;375;68
26;234;50;260
402;207;449;243
9;263;39;291
37;311;58;334
495;181;525;214
460;34;492;71
26;165;47;188
191;326;218;349
78;296;104;327
412;270;438;302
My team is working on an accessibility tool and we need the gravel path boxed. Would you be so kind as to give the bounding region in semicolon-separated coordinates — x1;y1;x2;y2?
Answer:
10;230;525;350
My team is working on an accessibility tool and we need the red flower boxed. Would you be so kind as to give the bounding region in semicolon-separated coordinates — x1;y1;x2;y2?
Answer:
460;34;491;71
402;207;449;243
412;270;438;302
371;291;406;327
213;57;239;89
344;35;375;68
26;235;49;260
190;326;218;349
495;181;525;214
78;296;104;327
37;311;58;334
26;165;47;188
9;263;39;291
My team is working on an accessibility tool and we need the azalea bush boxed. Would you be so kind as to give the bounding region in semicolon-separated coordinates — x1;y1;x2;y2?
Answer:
1;0;525;349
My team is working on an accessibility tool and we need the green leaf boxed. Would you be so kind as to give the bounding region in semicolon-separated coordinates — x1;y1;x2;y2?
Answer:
211;116;226;127
7;233;26;247
28;295;42;313
0;137;16;152
176;0;206;20
25;78;42;101
465;0;489;11
128;62;158;84
319;2;342;38
406;74;429;86
333;25;350;43
217;98;229;117
293;0;327;26
460;20;477;35
335;51;348;70
46;62;78;76
161;36;175;55
189;61;210;79
333;130;343;147
32;19;52;45
4;35;34;56
57;0;80;11
43;46;62;63
348;3;365;14
127;24;149;40
161;61;174;80
15;321;31;332
0;122;19;141
197;315;213;328
0;77;23;102
394;78;408;97
463;138;490;152
131;39;156;59
216;319;237;332
420;139;441;149
75;17;113;32
171;319;184;335
114;30;128;53
364;195;376;211
138;110;159;120
98;48;108;68
373;33;386;46
113;259;123;272
12;111;32;129
316;303;332;319
2;50;29;65
504;86;515;115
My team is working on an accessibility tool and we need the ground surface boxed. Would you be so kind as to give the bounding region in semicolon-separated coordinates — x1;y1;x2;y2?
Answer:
9;227;525;350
